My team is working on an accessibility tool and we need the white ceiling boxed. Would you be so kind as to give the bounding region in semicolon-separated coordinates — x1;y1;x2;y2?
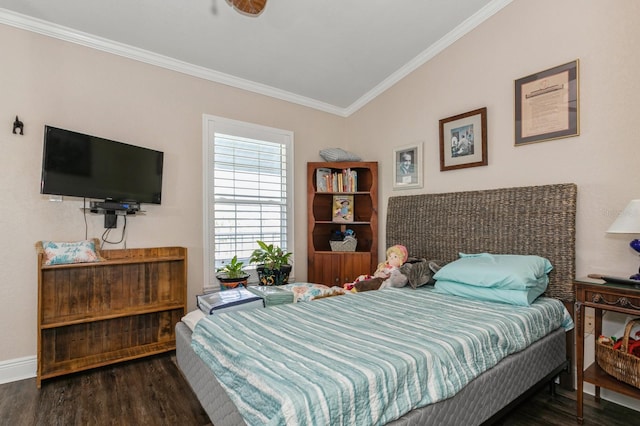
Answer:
0;0;511;116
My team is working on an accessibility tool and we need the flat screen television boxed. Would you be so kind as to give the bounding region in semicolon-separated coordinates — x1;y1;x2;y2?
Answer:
40;126;164;205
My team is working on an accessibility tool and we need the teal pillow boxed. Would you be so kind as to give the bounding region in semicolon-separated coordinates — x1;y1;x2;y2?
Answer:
433;275;549;306
432;252;552;290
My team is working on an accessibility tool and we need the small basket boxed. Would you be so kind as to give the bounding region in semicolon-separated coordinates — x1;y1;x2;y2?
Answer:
595;318;640;389
330;238;357;252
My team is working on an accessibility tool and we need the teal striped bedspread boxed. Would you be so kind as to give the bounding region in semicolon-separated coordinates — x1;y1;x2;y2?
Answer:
191;287;573;426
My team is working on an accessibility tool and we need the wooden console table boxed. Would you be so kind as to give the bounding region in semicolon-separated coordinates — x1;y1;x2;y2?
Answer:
574;278;640;423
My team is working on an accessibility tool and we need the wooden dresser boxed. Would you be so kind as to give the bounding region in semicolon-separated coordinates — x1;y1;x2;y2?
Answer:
36;244;187;387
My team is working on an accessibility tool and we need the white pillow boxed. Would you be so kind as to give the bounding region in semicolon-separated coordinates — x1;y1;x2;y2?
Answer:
182;309;206;331
319;148;362;162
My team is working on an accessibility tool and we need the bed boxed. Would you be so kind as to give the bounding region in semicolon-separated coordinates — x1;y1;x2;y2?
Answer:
176;183;577;425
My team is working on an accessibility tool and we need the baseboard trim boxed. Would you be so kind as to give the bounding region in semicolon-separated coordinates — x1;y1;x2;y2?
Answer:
0;356;36;384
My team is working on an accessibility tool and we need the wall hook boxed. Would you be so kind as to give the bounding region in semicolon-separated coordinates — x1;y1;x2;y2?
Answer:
13;116;24;135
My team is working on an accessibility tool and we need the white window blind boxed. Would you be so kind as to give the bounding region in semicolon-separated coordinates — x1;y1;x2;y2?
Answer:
214;134;289;263
203;115;294;289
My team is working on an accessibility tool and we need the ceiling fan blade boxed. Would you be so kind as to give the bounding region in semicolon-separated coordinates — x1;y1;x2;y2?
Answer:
230;0;267;15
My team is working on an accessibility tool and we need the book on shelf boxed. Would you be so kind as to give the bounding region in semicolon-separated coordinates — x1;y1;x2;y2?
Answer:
316;167;332;192
196;287;264;314
316;167;358;192
332;194;354;222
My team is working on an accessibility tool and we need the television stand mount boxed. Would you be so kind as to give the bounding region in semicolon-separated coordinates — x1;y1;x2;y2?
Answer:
89;200;142;229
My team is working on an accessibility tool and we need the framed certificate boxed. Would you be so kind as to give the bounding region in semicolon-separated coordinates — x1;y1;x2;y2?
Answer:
515;60;579;145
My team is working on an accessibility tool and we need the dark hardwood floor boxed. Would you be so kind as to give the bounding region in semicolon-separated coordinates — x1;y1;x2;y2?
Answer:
0;353;637;425
0;354;211;426
495;386;638;426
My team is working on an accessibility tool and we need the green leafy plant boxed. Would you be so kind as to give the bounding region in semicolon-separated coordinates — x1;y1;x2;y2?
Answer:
215;255;248;279
250;241;293;286
250;240;292;270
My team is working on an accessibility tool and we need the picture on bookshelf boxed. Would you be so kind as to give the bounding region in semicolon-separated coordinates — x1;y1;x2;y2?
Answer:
332;195;354;222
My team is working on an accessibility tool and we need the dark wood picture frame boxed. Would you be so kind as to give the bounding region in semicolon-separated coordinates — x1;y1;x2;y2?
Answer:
439;107;488;171
515;60;579;145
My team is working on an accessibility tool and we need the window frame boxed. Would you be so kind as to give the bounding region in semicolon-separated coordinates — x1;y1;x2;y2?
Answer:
202;114;295;291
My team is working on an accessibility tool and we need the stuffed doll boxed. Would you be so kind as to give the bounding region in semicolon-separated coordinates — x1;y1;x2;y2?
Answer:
345;244;409;292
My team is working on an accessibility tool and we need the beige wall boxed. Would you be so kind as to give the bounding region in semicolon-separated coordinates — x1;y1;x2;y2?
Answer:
0;23;345;362
345;0;640;407
348;0;640;279
1;0;639;404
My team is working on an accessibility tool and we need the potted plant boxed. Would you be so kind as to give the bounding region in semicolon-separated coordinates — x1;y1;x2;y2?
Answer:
215;255;250;290
250;240;293;286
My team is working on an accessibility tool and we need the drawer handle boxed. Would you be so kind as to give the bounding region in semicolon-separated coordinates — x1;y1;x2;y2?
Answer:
592;294;640;310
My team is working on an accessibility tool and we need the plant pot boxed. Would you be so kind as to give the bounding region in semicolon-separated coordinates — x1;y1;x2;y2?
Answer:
256;264;292;286
216;274;250;291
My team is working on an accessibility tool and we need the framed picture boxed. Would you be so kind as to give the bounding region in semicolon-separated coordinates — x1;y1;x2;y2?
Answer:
514;60;579;145
439;107;487;171
332;195;354;223
393;143;423;190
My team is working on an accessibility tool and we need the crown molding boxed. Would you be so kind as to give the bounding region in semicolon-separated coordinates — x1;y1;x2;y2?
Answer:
0;8;347;117
345;0;513;116
1;0;511;118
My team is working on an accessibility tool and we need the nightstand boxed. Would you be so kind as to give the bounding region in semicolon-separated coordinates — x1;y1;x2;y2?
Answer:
574;278;640;424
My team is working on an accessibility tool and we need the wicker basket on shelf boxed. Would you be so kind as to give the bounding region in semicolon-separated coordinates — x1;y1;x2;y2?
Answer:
595;318;640;389
329;237;357;252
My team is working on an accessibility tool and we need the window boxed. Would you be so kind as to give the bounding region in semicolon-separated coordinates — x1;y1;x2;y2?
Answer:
203;115;294;290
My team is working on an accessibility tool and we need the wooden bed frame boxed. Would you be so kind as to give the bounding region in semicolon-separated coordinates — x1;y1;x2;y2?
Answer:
177;183;577;425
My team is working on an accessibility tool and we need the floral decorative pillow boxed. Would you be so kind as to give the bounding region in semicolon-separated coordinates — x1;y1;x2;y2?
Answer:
42;240;102;265
281;283;345;302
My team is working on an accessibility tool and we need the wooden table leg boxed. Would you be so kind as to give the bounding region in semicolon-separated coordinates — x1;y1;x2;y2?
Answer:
576;301;584;424
594;308;603;403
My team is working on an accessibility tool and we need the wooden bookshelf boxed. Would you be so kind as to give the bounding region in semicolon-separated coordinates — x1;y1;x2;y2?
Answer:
307;162;378;286
36;244;187;387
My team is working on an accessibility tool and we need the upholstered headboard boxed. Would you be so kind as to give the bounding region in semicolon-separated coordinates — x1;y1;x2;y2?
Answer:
386;183;577;302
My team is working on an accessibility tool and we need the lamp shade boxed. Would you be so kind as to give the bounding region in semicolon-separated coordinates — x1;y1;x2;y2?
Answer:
607;199;640;233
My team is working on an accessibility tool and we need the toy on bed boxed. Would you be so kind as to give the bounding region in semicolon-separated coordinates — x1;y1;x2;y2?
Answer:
344;244;409;292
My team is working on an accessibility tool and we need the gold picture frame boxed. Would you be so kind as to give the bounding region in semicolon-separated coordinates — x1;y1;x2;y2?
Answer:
439;107;488;171
514;60;579;145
